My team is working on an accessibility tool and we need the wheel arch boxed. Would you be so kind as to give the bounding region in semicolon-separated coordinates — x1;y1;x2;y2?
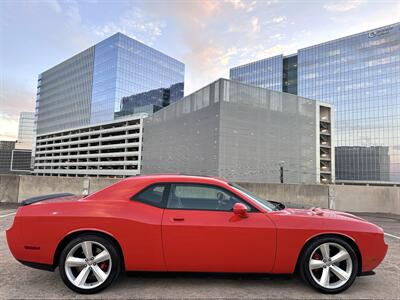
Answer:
295;233;362;276
53;229;125;271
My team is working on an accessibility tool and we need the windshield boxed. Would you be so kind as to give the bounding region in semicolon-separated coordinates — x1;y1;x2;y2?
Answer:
229;183;281;212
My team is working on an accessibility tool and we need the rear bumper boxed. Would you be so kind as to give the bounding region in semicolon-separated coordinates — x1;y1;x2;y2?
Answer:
360;270;375;277
17;260;55;271
6;219;21;261
6;210;56;266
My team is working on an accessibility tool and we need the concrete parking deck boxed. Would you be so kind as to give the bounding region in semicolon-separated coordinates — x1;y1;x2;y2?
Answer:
0;204;399;299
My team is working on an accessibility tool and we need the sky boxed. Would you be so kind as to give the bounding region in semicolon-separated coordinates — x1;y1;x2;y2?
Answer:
0;0;399;141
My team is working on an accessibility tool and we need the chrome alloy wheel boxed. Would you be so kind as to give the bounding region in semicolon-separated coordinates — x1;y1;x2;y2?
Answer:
64;241;112;290
309;242;353;289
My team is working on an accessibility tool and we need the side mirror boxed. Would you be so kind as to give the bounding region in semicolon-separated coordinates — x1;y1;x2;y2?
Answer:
233;203;248;218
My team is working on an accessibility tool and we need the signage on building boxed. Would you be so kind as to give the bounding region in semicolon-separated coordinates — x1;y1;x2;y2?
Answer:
368;26;394;38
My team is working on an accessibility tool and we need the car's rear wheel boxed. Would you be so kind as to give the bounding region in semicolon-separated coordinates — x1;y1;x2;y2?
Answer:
299;236;358;294
59;234;121;294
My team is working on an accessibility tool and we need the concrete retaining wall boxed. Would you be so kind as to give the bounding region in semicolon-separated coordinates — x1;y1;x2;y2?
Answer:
18;176;86;201
0;175;20;203
0;175;399;215
237;182;329;208
334;185;400;214
88;178;120;194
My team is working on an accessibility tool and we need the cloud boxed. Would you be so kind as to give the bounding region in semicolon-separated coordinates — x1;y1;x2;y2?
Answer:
43;0;62;13
141;1;230;92
323;0;365;12
0;114;19;141
141;0;294;94
225;0;258;12
0;81;35;120
269;33;285;40
90;7;165;45
272;16;287;23
65;0;81;24
251;17;260;32
325;1;400;41
0;80;35;140
225;0;245;10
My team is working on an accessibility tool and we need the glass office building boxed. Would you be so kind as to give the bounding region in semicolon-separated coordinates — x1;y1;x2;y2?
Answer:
230;55;283;91
35;33;184;135
16;112;34;149
230;22;400;182
90;33;184;123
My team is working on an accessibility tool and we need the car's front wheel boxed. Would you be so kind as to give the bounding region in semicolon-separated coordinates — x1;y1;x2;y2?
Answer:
299;236;358;294
59;234;121;294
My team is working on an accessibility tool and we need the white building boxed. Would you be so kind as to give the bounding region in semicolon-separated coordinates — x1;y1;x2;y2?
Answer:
33;115;145;177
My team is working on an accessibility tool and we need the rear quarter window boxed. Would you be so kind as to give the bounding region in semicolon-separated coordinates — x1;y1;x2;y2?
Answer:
132;184;167;208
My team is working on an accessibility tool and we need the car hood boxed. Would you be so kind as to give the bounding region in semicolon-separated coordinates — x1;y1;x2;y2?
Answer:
278;207;368;222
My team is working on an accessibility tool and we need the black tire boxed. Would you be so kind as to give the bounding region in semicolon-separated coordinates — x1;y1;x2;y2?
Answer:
299;236;358;294
59;234;122;294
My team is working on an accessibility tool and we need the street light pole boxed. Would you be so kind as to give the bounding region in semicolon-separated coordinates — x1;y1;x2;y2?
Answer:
279;161;285;183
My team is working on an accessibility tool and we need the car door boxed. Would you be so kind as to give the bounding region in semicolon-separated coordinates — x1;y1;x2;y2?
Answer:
127;183;169;271
162;183;276;273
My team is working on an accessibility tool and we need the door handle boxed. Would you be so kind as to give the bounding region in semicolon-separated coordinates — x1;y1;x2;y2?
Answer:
171;217;185;222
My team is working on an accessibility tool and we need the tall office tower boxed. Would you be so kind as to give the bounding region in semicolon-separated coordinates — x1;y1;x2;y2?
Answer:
35;32;185;135
230;23;400;182
16;112;34;149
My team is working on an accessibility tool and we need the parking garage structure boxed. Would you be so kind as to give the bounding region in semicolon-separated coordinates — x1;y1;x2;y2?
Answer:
33;114;145;177
142;79;333;184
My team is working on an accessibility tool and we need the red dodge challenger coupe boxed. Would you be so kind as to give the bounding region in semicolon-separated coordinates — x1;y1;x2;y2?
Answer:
7;175;387;294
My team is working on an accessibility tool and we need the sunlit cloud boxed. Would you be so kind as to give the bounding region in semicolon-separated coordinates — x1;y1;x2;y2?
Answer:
0;79;35;140
225;0;258;12
0;114;19;141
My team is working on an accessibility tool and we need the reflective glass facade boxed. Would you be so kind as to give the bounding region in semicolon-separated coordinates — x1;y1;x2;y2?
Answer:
17;112;35;149
230;23;400;182
36;33;184;134
90;33;184;124
36;47;95;135
283;55;298;94
230;55;283;91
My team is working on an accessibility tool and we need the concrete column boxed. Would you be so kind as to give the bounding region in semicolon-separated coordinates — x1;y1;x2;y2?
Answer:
328;185;336;209
82;177;90;196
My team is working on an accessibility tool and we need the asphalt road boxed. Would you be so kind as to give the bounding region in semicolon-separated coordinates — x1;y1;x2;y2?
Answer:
0;204;399;299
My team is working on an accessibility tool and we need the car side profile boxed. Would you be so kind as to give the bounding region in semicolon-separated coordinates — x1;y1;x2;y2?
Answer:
6;175;387;294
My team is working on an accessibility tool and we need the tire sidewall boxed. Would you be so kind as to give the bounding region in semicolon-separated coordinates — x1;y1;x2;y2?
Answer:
300;236;358;294
59;234;121;294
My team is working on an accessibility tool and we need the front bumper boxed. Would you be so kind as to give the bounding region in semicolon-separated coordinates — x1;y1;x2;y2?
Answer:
360;234;388;273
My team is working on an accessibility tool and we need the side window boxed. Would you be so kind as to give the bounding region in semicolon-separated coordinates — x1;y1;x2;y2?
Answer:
167;184;253;211
133;184;166;208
